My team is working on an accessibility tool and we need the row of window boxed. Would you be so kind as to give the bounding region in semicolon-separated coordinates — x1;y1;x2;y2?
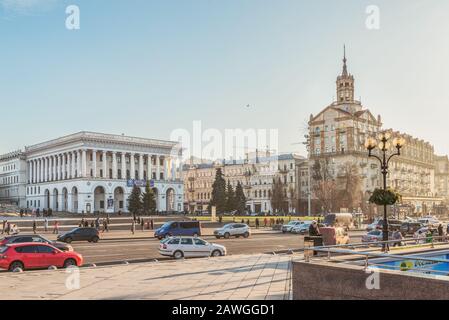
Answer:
1;175;19;185
1;163;16;172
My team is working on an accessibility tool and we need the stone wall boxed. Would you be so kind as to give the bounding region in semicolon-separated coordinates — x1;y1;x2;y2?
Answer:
292;260;449;300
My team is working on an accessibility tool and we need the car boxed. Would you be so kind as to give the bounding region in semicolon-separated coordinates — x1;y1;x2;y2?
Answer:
158;237;226;259
366;219;403;232
417;217;440;228
57;227;100;243
362;230;399;245
0;242;83;272
281;221;303;233
154;221;202;240
400;222;425;236
214;223;251;239
413;227;439;240
291;221;313;235
0;234;73;252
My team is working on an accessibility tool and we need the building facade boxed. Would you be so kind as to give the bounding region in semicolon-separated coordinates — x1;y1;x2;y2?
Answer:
435;155;449;204
183;153;306;214
1;132;184;214
308;51;445;216
0;151;27;208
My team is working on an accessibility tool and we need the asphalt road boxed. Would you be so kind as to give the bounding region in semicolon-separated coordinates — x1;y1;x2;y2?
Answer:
71;231;366;265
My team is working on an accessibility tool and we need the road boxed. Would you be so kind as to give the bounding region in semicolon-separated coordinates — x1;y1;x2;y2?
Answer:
71;231;366;265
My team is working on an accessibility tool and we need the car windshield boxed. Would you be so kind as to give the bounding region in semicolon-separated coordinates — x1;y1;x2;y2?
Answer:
288;221;299;225
160;223;172;229
223;224;234;229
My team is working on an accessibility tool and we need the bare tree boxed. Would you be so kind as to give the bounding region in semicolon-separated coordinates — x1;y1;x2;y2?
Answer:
311;159;339;213
337;161;362;212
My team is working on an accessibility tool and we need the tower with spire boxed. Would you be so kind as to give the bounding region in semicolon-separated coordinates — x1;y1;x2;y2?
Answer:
336;45;355;104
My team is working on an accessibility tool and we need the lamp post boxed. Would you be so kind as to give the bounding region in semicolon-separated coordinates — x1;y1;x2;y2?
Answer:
365;132;406;252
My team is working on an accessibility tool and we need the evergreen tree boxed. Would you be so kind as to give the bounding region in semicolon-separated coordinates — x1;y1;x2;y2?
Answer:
210;168;227;213
225;180;236;212
128;185;142;215
142;181;156;215
235;181;247;214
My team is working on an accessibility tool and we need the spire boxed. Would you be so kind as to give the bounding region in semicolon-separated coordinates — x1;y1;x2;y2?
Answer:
342;45;348;76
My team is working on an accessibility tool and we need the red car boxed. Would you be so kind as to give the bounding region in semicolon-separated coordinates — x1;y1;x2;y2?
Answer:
0;243;83;272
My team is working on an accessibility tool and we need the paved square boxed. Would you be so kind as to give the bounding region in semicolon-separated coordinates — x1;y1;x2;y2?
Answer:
0;254;294;300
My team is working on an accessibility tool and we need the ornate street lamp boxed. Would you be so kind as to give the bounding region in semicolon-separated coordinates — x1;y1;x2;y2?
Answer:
365;132;406;251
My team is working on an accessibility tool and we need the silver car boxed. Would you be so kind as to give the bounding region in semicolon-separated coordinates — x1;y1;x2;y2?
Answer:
214;223;251;239
281;221;303;233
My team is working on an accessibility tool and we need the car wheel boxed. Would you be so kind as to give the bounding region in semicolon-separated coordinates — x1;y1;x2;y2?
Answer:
173;250;184;260
9;261;24;272
215;236;221;239
243;232;249;238
224;232;230;239
63;258;77;268
65;237;73;244
211;250;222;257
91;236;99;243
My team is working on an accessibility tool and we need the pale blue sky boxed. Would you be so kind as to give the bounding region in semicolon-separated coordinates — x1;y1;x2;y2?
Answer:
1;0;448;156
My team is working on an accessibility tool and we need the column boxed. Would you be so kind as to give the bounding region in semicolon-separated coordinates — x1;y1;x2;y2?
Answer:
139;154;144;180
92;150;97;178
33;160;37;183
82;149;87;177
43;158;47;182
36;159;40;183
71;152;76;178
163;157;168;181
130;153;135;180
121;153;126;180
62;154;66;180
102;151;107;179
156;155;160;181
112;152;118;179
28;161;32;183
147;155;152;180
67;153;72;179
171;157;177;181
76;151;81;178
56;155;60;181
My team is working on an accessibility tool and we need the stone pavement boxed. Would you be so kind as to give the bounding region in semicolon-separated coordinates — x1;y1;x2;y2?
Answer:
0;253;295;300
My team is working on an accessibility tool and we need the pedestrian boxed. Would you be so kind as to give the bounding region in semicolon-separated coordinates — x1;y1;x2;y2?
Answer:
44;218;48;232
20;209;24;218
36;208;40;217
246;219;250;226
264;218;268;228
1;220;6;234
32;220;37;234
84;220;89;228
5;222;11;235
255;218;260;229
150;219;154;230
53;221;59;234
90;221;94;228
438;224;444;241
131;220;136;235
309;221;321;237
241;219;244;223
103;220;108;233
106;213;110;224
95;218;100;230
141;218;144;231
392;229;403;247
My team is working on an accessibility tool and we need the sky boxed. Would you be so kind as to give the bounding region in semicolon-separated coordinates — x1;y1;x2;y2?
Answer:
1;0;448;158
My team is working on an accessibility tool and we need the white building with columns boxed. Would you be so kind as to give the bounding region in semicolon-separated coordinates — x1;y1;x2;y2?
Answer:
24;132;184;214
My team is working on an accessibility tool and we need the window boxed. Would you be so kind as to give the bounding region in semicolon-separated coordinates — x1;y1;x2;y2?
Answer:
194;238;207;246
167;238;180;245
37;245;54;253
180;238;193;245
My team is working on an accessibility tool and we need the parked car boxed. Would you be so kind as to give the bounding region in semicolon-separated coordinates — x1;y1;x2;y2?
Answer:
366;219;403;232
362;230;399;245
154;221;202;240
214;223;250;239
158;236;226;259
281;221;303;233
417;217;440;228
0;243;83;272
57;227;100;243
291;221;313;235
0;234;73;252
400;222;425;236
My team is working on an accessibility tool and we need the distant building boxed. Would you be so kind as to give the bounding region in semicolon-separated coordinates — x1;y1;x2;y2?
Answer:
0;150;27;208
182;153;307;214
435;155;449;204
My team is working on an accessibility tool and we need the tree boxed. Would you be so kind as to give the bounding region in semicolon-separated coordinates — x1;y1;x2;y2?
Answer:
210;168;227;213
337;161;363;212
128;185;142;215
235;181;247;214
225;180;236;212
142;181;156;215
271;178;287;213
311;159;338;213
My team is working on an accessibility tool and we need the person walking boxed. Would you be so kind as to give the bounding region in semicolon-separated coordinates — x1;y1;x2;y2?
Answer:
131;220;136;235
264;218;268;228
32;220;37;234
255;218;260;229
53;221;59;234
102;219;108;233
90;221;95;228
95;218;100;230
2;220;6;234
141;218;145;231
5;222;11;235
150;219;154;230
84;220;89;228
44;218;48;232
438;224;444;241
106;213;110;224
